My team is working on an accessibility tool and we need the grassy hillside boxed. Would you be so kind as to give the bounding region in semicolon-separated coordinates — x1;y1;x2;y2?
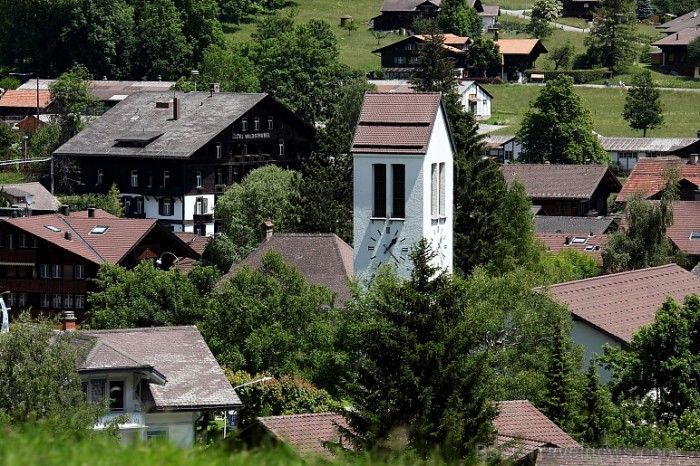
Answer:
483;83;700;138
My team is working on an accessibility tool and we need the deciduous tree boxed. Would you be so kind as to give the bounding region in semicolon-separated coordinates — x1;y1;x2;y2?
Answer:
517;75;609;164
526;0;562;38
437;0;482;38
549;41;575;69
467;37;501;78
623;71;663;137
688;36;700;68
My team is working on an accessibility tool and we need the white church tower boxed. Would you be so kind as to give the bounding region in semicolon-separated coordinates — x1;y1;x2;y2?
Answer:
351;92;455;279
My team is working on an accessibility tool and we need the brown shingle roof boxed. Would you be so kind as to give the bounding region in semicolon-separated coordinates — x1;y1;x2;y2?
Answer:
653;27;700;46
380;0;441;12
667;201;700;256
542;264;700;344
657;9;700;33
221;233;353;306
502;164;621;200
534;447;700;465
616;157;700;201
0;90;53;108
82;326;242;410
494;401;581;451
258;412;350;458
351;92;442;154
536;234;607;265
4;210;198;265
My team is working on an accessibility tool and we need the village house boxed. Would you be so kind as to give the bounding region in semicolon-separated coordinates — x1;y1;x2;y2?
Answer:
0;208;198;321
72;322;242;447
484;135;522;162
0;182;60;217
502;164;621;217
616;156;700;202
652;27;700;78
53;89;315;236
665;201;700;268
373;34;472;79
599;135;699;171
540;264;700;381
561;0;598;20
0;89;54;126
496;39;548;82
372;0;494;32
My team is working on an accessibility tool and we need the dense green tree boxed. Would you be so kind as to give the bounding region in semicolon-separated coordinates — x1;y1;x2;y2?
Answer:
197;44;260;92
86;261;219;328
0;124;19;159
201;232;238;273
603;295;700;421
527;0;562;38
549;41;575;69
59;184;125;218
411;16;440;34
623;71;663;137
174;0;225;67
437;0;482;38
0;77;20;91
410;33;459;95
225;371;343;428
50;64;102;146
578;360;616;446
602;187;684;272
28;124;61;160
636;0;654;19
215;165;300;262
688;37;700;68
0;314;101;430
202;250;344;389
343;241;498;460
584;0;639;73
219;0;261;23
466;37;501;78
517;75;609;164
651;0;699;16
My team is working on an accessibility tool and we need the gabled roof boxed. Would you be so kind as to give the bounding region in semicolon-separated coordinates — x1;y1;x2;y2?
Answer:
598;136;697;153
493;400;580;460
81;326;242;410
351;92;446;155
0;182;60;211
18;78;177;103
54;91;310;160
535;216;616;235
0;90;53;109
536;233;607;265
77;338;166;385
657;10;700;34
541;264;700;344
257;412;350;458
533;447;700;465
496;39;548;55
372;34;471;54
380;0;441;12
653;27;700;46
502;164;621;200
3;210;198;265
616;157;700;201
485;134;516;149
222;233;353;306
458;80;494;99
480;4;500;16
666;201;700;256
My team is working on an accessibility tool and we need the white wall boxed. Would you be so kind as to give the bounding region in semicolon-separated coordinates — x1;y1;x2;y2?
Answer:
571;320;622;384
144;197;183;222
459;83;492;119
145;411;200;448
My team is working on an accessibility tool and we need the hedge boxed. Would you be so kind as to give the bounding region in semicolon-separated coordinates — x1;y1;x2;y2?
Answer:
524;68;610;84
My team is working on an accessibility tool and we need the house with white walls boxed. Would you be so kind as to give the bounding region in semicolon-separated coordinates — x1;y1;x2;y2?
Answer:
71;321;242;446
351;92;455;279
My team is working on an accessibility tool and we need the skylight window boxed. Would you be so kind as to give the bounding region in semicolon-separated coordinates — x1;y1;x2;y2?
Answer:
690;231;700;240
90;226;110;235
571;237;587;244
44;225;61;233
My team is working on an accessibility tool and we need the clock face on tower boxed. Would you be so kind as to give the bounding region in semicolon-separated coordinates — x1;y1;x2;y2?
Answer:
369;225;408;268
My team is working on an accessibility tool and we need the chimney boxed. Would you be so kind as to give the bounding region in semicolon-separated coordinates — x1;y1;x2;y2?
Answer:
60;204;70;216
209;83;220;95
261;220;273;242
64;232;72;241
676;33;679;40
691;154;700;165
173;97;179;120
87;207;95;218
564;236;572;245
494;29;499;41
61;310;77;332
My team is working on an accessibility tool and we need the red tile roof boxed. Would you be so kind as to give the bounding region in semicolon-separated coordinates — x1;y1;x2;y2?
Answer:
494;400;581;453
4;210;197;265
534;447;700;465
541;264;700;344
617;157;700;201
351;92;442;154
496;39;548;55
258;412;350;458
667;201;700;256
536;234;607;265
502;164;621;200
0;90;53;108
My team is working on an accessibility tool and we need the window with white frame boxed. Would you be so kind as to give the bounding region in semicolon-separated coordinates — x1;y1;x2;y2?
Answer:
18;234;27;248
52;264;62;279
439;162;445;216
63;294;74;309
97;169;104;185
5;233;12;249
75;265;85;280
18;293;27;307
82;379;123;411
241;117;248;131
267;116;274;130
40;294;50;308
6;293;16;306
52;294;62;308
40;264;50;278
159;198;174;216
130;170;138;187
254;117;260;131
394;56;406;65
279;139;285;156
431;163;438;217
216;142;222;159
195;171;202;188
136;197;144;214
195;197;208;215
163;170;170;187
75;295;86;309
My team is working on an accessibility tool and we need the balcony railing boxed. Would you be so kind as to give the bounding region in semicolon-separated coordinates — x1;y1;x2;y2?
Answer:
94;411;145;430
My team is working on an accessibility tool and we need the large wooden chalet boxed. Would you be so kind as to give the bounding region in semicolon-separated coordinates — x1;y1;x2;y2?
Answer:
373;34;472;79
53;89;315;236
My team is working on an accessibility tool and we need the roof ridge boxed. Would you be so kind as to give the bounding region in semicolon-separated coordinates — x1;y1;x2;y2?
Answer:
543;263;682;290
58;216;106;264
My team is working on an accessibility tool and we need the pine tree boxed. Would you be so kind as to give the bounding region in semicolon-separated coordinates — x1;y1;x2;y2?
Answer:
579;360;615;446
540;324;580;433
636;0;654;19
584;0;639;73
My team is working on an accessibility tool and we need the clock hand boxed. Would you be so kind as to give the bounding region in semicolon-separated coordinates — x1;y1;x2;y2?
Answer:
384;237;398;254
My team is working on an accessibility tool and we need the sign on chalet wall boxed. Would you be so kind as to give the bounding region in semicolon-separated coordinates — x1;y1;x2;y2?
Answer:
232;132;271;140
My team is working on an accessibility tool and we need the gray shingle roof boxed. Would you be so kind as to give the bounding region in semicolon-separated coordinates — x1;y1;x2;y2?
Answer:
0;182;60;212
534;447;700;465
380;0;441;12
54;91;268;159
81;326;241;410
598;136;697;153
535;216;616;234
